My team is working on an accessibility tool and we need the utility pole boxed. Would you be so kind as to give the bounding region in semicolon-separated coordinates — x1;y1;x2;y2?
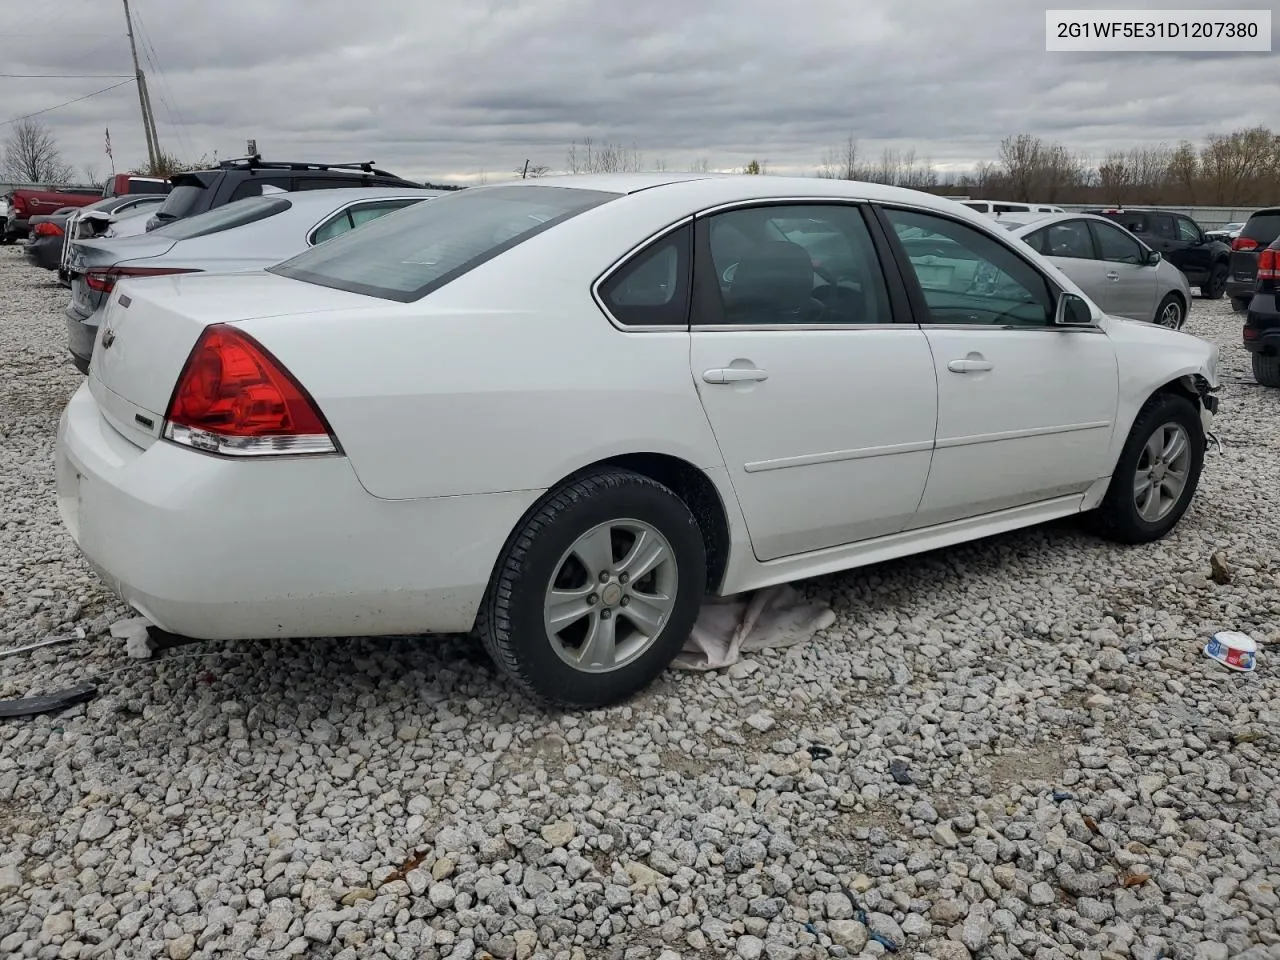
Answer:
521;159;530;179
122;0;161;172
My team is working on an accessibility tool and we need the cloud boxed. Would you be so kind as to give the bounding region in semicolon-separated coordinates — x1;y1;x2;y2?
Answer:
5;0;1274;184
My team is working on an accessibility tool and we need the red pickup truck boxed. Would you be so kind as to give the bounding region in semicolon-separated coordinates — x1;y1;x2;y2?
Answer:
3;186;101;243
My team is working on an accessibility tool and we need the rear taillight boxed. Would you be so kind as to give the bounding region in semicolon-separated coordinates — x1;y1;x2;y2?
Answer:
1257;248;1278;281
1243;326;1259;340
163;325;338;457
33;222;64;237
1231;237;1258;252
12;197;26;215
84;266;200;294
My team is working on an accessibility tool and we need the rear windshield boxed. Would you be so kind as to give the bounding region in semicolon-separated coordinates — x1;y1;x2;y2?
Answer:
129;179;171;196
269;184;618;302
1241;210;1280;245
153;195;292;241
153;177;211;220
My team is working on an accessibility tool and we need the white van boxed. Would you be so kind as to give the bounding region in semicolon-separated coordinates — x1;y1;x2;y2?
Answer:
962;200;1064;216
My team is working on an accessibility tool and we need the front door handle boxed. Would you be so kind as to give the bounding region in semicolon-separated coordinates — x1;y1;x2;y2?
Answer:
947;358;994;374
1106;271;1119;281
703;367;768;384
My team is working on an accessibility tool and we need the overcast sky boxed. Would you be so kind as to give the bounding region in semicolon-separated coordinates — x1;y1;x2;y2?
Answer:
5;0;1276;184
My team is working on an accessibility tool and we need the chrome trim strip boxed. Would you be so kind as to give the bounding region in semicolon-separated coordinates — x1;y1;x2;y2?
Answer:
745;439;934;473
694;197;869;217
692;323;906;333
922;323;1105;333
934;420;1112;450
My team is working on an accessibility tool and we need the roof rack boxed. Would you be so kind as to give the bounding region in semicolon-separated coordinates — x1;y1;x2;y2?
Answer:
215;154;395;176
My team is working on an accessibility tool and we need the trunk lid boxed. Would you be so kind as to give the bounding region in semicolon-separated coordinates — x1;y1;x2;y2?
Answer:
89;271;377;447
66;234;180;318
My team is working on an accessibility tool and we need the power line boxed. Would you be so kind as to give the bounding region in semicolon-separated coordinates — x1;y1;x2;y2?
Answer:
0;79;136;126
133;4;195;157
0;73;133;78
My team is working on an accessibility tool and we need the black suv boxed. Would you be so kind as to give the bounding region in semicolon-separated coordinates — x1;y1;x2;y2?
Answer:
1226;207;1280;312
1085;207;1231;299
145;155;420;232
1242;238;1279;387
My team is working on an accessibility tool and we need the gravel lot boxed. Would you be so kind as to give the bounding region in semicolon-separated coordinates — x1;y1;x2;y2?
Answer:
1;246;1278;960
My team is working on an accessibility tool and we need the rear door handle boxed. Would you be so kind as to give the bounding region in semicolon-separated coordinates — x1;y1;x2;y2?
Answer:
703;367;768;384
1106;271;1119;281
947;359;994;374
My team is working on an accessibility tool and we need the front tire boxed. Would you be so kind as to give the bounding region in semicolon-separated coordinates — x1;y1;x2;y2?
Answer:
1097;393;1204;544
476;468;706;708
1200;264;1227;299
1253;353;1280;387
1154;293;1184;329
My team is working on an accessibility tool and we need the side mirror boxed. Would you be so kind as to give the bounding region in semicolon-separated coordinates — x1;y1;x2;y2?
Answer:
1054;292;1094;326
1145;250;1161;266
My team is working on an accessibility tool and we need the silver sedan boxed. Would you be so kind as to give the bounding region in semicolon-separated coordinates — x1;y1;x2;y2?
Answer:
998;212;1192;328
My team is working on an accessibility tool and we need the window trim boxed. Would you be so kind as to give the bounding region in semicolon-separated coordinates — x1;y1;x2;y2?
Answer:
871;202;1098;333
687;197;912;332
591;217;695;332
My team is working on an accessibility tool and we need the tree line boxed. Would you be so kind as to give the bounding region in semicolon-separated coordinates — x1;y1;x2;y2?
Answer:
7;115;1277;207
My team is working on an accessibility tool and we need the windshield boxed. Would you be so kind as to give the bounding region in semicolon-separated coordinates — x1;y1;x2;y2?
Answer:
152;195;292;241
270;184;618;302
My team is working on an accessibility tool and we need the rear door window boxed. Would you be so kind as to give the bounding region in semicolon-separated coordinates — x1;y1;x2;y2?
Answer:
1241;210;1280;246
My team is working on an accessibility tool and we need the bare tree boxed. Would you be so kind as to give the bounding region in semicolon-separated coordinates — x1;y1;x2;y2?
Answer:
1168;141;1199;203
82;164;104;189
689;157;711;174
998;133;1046;202
565;137;644;174
2;117;75;184
817;136;862;180
1097;151;1132;204
1200;126;1276;205
515;161;550;179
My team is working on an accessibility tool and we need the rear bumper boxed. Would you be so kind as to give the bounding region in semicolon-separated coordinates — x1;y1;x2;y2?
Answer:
1242;294;1280;354
65;313;98;374
1226;279;1255;301
56;382;542;639
24;237;61;271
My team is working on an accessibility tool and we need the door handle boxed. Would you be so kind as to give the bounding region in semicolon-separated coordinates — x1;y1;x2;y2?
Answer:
947;359;994;374
1106;271;1119;281
703;367;768;384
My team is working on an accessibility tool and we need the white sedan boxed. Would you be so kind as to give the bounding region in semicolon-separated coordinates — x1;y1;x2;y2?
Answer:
55;174;1220;708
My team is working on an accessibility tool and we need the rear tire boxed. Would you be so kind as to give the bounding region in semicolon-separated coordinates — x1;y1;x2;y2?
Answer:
476;468;706;708
1154;293;1184;329
1200;264;1227;299
1253;353;1280;387
1231;297;1250;314
1097;393;1204;544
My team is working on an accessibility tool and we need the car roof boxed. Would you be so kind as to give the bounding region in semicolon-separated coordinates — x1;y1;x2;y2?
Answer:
263;186;442;207
1003;212;1134;235
489;173;1018;215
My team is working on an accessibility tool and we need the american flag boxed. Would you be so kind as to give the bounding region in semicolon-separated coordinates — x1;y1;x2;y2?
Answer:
105;128;112;158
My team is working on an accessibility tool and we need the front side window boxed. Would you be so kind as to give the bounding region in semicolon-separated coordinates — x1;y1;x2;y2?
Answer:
597;224;691;327
270;184;618;302
153;196;293;241
1176;217;1201;243
883;207;1054;326
1029;220;1093;259
1089;221;1143;264
698;203;892;326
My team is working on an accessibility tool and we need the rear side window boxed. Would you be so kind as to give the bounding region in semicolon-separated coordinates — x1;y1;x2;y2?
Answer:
271;184;617;302
597;224;691;327
130;179;170;195
153;196;292;241
154;179;210;219
310;198;424;244
1241;210;1280;245
228;177;291;202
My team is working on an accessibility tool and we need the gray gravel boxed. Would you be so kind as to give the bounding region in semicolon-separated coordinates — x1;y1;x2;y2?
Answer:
2;246;1279;960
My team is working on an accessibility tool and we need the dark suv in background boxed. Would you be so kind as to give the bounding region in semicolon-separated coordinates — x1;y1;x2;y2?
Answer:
1085;207;1231;299
145;155;421;231
1226;207;1280;312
